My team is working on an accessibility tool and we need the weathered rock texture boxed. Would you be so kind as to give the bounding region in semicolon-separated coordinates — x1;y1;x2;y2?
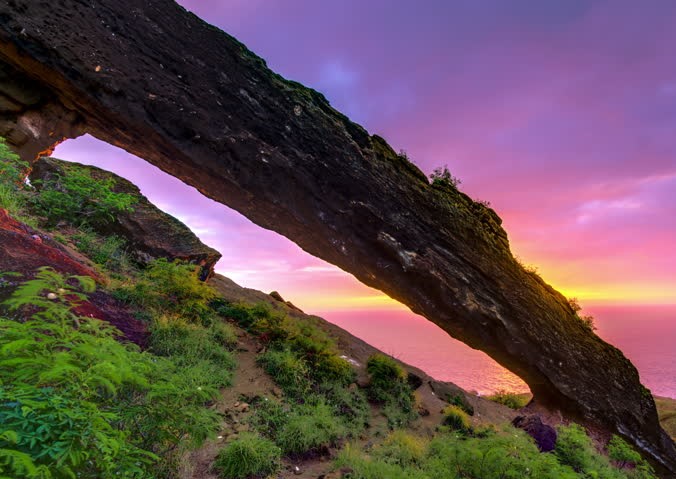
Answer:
30;157;222;279
0;0;673;472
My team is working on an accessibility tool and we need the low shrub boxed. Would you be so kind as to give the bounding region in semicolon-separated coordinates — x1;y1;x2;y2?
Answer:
366;354;417;427
485;390;530;410
114;258;217;324
0;183;24;217
72;228;133;273
375;431;427;467
335;443;426;479
441;405;471;433
426;428;578;479
277;401;346;455
150;319;236;365
316;381;369;431
247;398;289;438
429;165;461;188
555;424;598;472
366;354;406;401
257;348;311;398
30;163;136;228
214;433;281;479
554;424;655;478
446;393;474;415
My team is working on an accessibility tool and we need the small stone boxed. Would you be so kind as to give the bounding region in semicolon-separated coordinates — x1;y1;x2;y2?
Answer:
46;292;57;300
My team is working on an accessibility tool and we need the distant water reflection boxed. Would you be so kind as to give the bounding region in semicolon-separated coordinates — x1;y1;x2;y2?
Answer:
317;305;676;399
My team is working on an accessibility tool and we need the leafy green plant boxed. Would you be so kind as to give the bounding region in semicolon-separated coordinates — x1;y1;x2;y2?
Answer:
366;354;407;402
366;354;417;428
257;348;311;398
315;381;369;430
446;393;474;415
485;390;530;410
276;401;347;455
608;435;642;468
247;398;289;439
30;164;136;228
0;268;235;478
568;297;597;331
375;431;427;467
0;138;28;188
214;433;281;479
555;423;597;472
72;228;133;273
441;405;471;433
115;258;216;324
0;430;51;479
0;386;156;479
429;165;461;188
0;183;24;216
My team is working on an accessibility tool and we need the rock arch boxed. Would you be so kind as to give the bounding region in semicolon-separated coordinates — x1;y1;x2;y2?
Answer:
0;0;674;472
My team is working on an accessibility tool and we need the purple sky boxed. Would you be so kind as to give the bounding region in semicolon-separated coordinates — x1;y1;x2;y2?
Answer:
55;0;676;309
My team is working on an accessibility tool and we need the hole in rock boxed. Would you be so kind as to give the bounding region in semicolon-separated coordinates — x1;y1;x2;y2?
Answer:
53;134;530;395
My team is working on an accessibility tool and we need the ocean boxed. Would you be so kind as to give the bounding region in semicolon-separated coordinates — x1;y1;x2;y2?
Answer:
317;305;676;399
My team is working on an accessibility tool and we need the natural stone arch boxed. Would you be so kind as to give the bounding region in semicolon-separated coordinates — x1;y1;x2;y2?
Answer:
0;1;673;472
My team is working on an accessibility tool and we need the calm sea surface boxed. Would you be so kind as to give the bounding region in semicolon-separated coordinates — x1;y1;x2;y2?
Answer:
317;305;676;399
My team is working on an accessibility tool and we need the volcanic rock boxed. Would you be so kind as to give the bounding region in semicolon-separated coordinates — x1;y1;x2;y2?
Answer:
513;415;557;452
30;157;221;279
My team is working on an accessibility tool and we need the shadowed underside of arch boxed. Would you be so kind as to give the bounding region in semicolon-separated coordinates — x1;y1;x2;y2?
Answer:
0;0;673;473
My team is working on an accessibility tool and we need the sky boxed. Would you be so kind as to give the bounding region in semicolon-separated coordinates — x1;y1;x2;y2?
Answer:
54;0;676;311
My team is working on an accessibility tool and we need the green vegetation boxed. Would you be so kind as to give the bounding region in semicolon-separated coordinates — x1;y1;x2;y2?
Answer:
215;301;367;457
30;163;136;228
71;228;133;274
366;354;418;428
555;424;655;478
429;164;461;188
0;266;236;478
485;389;530;410
213;433;281;479
441;405;471;433
568;297;596;331
0;137;30;219
276;400;347;455
607;435;642;468
0;269;154;478
336;424;656;479
115;258;218;325
258;348;311;397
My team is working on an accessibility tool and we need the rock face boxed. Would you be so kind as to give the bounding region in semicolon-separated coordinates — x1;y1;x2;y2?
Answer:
0;1;673;472
30;157;222;279
513;415;558;452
